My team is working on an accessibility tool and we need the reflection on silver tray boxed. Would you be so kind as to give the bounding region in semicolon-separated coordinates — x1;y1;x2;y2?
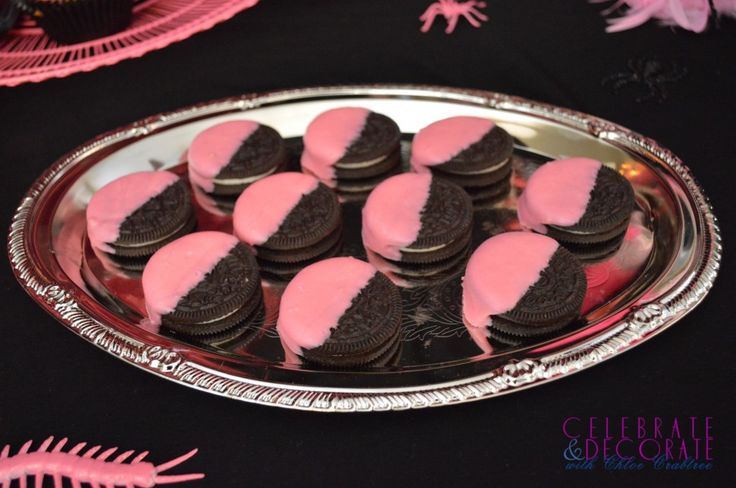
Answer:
7;85;721;411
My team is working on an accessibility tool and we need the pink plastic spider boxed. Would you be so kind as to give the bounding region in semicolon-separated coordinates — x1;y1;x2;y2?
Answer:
420;0;489;34
0;436;204;488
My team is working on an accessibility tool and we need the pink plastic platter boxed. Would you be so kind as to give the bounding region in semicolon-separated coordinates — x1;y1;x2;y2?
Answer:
0;0;258;87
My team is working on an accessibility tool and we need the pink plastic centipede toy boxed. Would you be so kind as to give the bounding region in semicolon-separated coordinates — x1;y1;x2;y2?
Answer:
0;436;204;487
419;0;488;34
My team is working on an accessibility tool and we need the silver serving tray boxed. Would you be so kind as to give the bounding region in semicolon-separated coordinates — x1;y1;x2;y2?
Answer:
8;85;721;412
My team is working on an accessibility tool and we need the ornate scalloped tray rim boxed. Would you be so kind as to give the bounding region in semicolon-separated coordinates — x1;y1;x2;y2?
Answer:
7;85;721;412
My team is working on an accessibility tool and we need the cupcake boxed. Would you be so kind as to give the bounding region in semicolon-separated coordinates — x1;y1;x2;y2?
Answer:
277;257;402;368
463;232;587;342
0;0;20;36
233;172;343;280
142;231;262;337
188;120;288;214
25;0;133;44
517;157;635;261
411;116;514;206
85;171;196;271
301;107;401;193
362;173;472;284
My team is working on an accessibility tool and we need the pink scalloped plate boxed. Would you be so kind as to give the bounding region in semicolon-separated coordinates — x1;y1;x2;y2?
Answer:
0;0;259;87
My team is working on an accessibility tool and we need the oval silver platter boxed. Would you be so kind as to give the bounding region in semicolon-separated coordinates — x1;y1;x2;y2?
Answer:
8;85;721;412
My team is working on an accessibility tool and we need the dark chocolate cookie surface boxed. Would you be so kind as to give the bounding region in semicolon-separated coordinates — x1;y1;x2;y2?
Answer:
114;179;192;246
336;112;401;168
494;247;587;336
217;125;287;177
400;178;473;263
548;166;635;242
109;178;196;261
261;183;342;251
435;125;514;175
162;243;261;334
303;272;402;367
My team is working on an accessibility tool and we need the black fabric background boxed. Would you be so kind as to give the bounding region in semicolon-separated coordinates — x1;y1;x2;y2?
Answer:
1;1;734;486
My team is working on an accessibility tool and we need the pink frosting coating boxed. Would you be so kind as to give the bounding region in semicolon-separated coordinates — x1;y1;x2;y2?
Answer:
301;107;370;184
462;232;559;328
410;116;495;171
86;171;179;254
233;172;319;246
362;172;433;261
517;157;602;233
277;257;377;354
464;318;494;354
187;120;260;192
142;231;239;326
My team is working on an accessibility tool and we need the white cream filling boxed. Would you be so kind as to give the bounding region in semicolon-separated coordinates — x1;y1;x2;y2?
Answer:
213;165;279;186
400;242;448;253
450;156;510;175
334;153;388;170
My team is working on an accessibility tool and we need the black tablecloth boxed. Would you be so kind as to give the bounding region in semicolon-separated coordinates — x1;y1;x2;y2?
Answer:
1;1;734;486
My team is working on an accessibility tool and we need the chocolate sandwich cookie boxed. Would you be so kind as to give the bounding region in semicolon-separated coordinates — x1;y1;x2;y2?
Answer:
362;173;472;283
517;157;635;262
365;241;471;288
86;171;196;271
463;232;587;338
277;257;402;368
301;107;401;192
142;231;262;336
233;172;343;280
411;116;514;205
188;120;288;212
188;305;265;349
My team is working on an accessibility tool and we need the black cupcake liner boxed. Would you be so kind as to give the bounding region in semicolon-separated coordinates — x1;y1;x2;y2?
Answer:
24;0;133;44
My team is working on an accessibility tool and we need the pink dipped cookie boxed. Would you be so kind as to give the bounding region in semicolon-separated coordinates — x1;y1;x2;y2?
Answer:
517;157;635;261
362;173;472;282
86;171;196;270
188;120;287;212
411;116;514;205
301;107;401;192
277;257;402;367
142;231;262;336
463;232;586;340
233;172;342;279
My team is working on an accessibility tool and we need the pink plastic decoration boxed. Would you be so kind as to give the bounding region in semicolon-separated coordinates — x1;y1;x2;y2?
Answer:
714;0;736;17
593;0;711;33
0;0;258;87
0;436;204;487
419;0;488;34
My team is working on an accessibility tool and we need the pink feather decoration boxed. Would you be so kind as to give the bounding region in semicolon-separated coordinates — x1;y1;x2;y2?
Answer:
596;0;712;33
713;0;736;17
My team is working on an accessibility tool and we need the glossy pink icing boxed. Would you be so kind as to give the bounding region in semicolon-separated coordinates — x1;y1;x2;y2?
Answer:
463;316;494;354
142;231;239;326
187;120;260;192
276;257;377;354
462;232;559;328
410;116;495;171
362;172;433;261
517;157;602;233
86;171;179;254
233;172;320;246
301;107;370;184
